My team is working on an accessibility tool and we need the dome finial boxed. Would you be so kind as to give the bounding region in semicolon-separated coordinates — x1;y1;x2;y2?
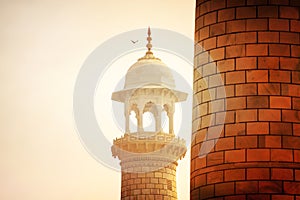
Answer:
138;27;160;61
146;26;152;52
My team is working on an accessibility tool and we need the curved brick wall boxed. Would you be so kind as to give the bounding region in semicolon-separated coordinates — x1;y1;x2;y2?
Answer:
121;163;177;200
191;0;300;199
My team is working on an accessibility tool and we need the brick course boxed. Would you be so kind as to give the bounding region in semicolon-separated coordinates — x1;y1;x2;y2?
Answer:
192;1;300;199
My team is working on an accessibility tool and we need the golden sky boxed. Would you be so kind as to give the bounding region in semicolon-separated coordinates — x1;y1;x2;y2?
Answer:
0;0;195;199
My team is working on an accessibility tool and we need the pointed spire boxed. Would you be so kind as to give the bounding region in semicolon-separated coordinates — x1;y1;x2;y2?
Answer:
138;26;160;61
146;26;152;52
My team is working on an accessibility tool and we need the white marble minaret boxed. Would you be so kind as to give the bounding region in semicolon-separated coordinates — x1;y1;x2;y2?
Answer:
111;28;187;200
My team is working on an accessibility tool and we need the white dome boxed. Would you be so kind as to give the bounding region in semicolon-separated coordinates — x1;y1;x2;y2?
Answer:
111;28;187;103
124;56;175;90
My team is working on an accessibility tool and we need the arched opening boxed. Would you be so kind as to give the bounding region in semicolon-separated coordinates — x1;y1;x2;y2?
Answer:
129;110;137;133
143;102;157;132
142;111;156;132
127;104;139;133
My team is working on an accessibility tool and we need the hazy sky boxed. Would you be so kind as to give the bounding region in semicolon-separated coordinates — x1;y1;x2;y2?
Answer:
0;0;195;199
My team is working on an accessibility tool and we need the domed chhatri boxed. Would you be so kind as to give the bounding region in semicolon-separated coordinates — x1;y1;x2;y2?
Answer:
112;27;187;134
111;27;187;200
112;27;187;103
123;28;176;90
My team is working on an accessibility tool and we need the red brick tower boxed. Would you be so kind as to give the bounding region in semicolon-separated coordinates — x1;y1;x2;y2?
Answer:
191;1;300;199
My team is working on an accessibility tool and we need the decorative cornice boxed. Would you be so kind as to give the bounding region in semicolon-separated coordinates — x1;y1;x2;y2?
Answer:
111;132;187;162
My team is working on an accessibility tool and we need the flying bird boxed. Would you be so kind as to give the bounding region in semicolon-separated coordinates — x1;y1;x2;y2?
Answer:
131;40;138;44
